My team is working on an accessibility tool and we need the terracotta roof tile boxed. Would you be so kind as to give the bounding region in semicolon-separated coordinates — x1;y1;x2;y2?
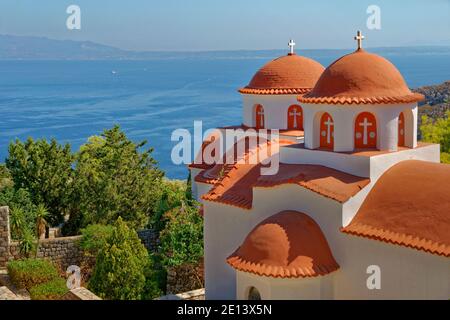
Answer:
255;164;370;203
202;162;369;209
298;49;425;105
239;54;324;95
188;136;218;170
195;137;290;185
239;87;311;95
227;210;339;278
342;160;450;257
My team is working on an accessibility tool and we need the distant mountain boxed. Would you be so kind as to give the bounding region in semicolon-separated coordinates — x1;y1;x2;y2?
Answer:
0;34;134;60
1;34;450;61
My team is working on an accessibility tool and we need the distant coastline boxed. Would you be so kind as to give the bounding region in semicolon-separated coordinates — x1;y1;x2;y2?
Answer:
0;40;449;179
1;34;450;61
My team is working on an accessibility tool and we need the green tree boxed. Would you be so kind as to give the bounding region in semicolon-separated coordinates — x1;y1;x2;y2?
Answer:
79;224;114;257
5;138;74;225
0;188;37;256
89;217;149;300
34;204;49;258
18;227;36;258
420;112;450;163
68;126;164;232
151;179;189;233
0;164;12;190
142;254;164;300
0;188;37;239
159;202;203;267
35;204;48;239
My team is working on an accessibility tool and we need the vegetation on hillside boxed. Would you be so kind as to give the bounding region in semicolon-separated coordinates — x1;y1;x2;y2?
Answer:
7;258;68;300
420;111;450;163
0;125;203;299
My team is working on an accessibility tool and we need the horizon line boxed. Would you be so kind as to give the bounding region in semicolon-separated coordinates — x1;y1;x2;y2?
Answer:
1;33;450;54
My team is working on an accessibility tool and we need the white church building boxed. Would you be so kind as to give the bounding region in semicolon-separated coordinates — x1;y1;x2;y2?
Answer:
189;32;450;300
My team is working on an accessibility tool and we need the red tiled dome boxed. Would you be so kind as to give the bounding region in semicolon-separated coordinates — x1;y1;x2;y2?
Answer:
239;54;325;95
227;210;339;278
299;49;425;105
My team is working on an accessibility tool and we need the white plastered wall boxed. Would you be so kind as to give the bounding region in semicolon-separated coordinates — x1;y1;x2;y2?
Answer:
189;168;203;201
195;182;214;203
236;234;450;300
203;183;344;300
302;102;418;152
203;202;254;300
236;271;335;300
241;94;301;129
280;141;440;180
204;178;450;300
335;234;450;299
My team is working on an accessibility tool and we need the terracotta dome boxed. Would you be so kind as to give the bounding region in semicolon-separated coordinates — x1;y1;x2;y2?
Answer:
239;54;325;95
227;210;339;278
299;49;425;105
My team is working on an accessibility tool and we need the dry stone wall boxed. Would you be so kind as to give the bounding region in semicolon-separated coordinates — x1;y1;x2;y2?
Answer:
1;206;159;270
9;236;83;269
0;207;10;268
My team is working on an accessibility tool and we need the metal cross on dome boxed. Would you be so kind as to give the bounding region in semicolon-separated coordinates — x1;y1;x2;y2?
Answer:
354;30;365;50
288;39;296;54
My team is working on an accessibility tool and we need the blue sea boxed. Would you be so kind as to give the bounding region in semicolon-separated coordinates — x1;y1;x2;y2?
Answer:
0;47;449;179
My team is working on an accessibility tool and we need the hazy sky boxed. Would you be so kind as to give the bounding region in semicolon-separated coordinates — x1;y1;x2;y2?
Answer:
0;0;449;51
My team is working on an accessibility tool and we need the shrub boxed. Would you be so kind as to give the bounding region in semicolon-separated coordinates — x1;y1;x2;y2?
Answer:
151;179;190;233
29;278;68;300
159;203;203;267
88;217;149;300
78;224;115;283
18;227;36;257
7;258;59;290
440;152;450;164
0;164;12;190
142;270;164;300
0;188;37;239
420;112;450;163
142;254;166;300
79;224;114;257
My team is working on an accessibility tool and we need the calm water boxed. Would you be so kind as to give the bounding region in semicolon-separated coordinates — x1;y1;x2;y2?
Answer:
0;48;449;179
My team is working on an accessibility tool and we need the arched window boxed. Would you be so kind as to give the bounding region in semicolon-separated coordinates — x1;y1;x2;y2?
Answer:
398;112;405;147
354;112;377;149
248;287;261;300
255;104;265;129
320;112;334;149
287;105;303;130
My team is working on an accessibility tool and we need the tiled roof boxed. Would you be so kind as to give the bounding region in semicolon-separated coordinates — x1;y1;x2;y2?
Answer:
255;164;369;203
298;94;424;105
239;87;311;95
202;162;369;209
194;136;290;185
342;160;450;257
188;138;217;170
227;210;339;278
201;139;294;208
299;49;425;105
239;53;324;95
